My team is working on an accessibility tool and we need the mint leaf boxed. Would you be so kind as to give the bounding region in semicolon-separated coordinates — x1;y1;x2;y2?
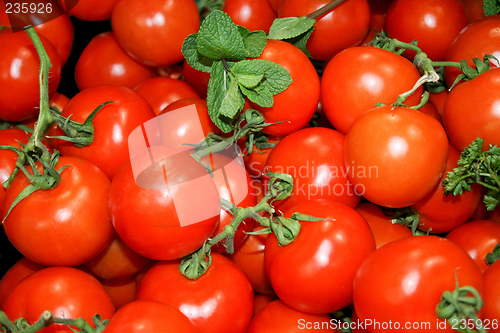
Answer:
240;84;274;107
207;61;236;133
219;76;245;118
197;10;246;61
232;59;292;95
268;16;316;40
238;26;267;57
235;72;265;89
182;34;214;73
484;0;500;16
290;27;314;58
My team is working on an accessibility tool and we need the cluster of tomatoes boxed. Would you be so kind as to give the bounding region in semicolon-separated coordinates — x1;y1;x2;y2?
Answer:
1;0;500;332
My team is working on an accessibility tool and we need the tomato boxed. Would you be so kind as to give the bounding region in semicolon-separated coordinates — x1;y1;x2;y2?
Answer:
3;156;113;266
109;145;220;260
353;236;483;333
223;0;277;34
446;220;500;273
137;253;254;333
111;0;200;67
278;0;370;61
84;233;151;280
253;293;279;316
418;100;443;125
461;0;485;22
56;85;156;180
104;300;198;333
99;275;138;310
134;77;200;115
182;62;211;99
246;300;339;332
344;105;449;208
444;15;500;88
411;143;482;234
267;0;281;12
201;153;256;253
443;67;500;151
321;46;423;134
355;202;413;248
265;199;375;314
69;0;121;21
227;225;273;294
3;267;115;333
483;261;500;332
241;135;282;178
0;28;61;122
0;257;44;309
385;0;469;61
264;127;360;213
75;32;156;91
251;40;320;136
428;89;448;115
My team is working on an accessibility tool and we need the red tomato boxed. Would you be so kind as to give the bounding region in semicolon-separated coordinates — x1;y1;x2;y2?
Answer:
344;105;449;208
134;77;200;115
0;257;44;309
278;0;370;61
265;199;376;314
0;28;61;122
411;143;482;234
3;267;115;333
385;0;469;61
251;40;320;136
444;15;500;88
99;275;138;310
355;202;413;248
223;0;277;33
69;0;121;21
227;225;273;294
246;300;339;332
418;100;443;125
49;92;70;112
75;32;156;91
446;220;500;273
241;135;282;178
137;253;254;333
428;89;448;115
264;127;360;213
353;236;483;333
84;233;151;280
483;261;500;332
111;0;200;67
104;300;198;333
443;67;500;151
321;46;423;134
462;0;485;22
182;62;211;99
56;85;156;180
267;0;281;12
109;146;220;260
253;293;279;316
3;156;113;266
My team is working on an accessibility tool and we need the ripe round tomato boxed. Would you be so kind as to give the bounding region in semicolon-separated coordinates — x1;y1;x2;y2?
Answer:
251;39;320;136
240;135;282;178
56;85;156;180
246;300;339;332
137;253;254;333
3;267;115;333
104;300;198;333
264;127;360;213
321;46;423;134
443;67;500;151
84;233;152;280
253;293;279;316
111;0;200;67
99;275;137;310
109;145;220;260
353;236;483;333
446;220;500;273
411;143;482;234
3;156;114;266
75;32;156;91
344;105;449;208
265;199;375;314
483;261;500;332
182;62;211;99
444;15;500;87
278;0;370;61
385;0;469;61
134;77;200;115
0;28;61;122
355;202;413;248
223;0;277;33
69;0;121;21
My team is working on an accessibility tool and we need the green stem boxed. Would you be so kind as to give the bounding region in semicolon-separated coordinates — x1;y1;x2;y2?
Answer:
53;317;96;333
487;160;500;190
0;312;18;333
394;73;435;107
306;0;345;19
431;61;462;69
21;311;53;333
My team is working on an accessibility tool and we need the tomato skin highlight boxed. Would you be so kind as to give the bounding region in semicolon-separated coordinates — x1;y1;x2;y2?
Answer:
344;105;449;208
223;0;276;34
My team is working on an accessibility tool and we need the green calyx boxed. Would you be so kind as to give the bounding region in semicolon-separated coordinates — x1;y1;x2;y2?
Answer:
486;243;500;265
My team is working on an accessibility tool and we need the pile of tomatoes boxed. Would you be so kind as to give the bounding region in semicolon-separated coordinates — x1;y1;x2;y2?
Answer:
1;0;500;332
